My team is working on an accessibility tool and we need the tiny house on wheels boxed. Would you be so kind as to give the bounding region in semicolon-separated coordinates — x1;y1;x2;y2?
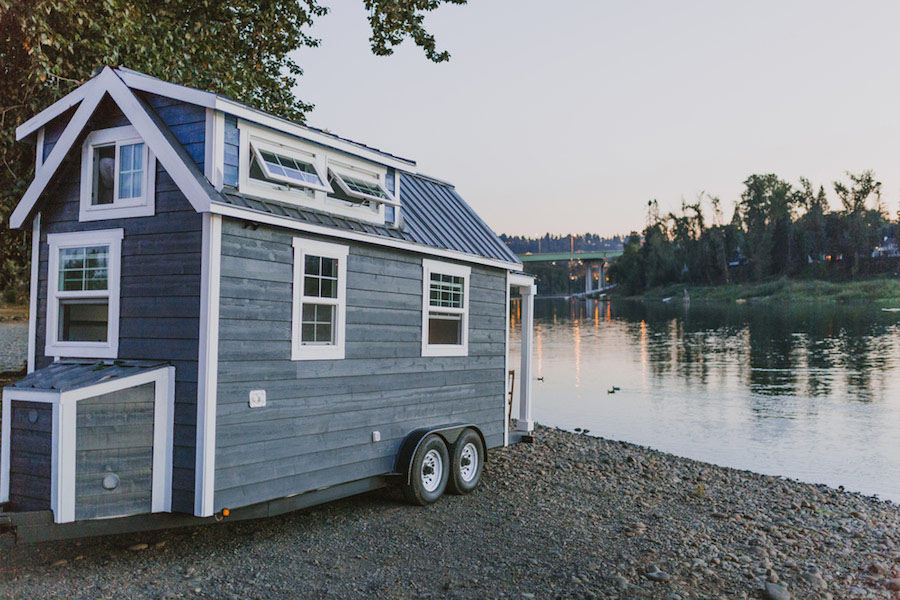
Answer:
0;67;537;543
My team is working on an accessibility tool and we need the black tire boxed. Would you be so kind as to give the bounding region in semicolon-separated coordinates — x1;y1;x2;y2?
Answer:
447;429;484;495
401;434;450;505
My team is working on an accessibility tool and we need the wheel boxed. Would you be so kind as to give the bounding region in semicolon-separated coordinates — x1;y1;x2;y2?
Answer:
402;434;450;505
447;428;484;495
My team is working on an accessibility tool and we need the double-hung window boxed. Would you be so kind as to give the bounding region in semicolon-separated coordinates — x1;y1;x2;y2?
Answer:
291;239;348;360
421;259;470;357
79;125;155;221
45;229;123;359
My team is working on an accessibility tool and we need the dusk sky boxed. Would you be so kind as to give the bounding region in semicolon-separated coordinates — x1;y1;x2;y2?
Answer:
294;1;900;237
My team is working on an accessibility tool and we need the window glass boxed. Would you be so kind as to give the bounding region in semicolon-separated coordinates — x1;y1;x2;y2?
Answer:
92;145;116;205
59;301;108;342
303;255;338;298
428;313;462;345
59;246;109;292
256;149;323;188
429;273;464;308
339;174;389;200
301;303;335;344
118;142;144;200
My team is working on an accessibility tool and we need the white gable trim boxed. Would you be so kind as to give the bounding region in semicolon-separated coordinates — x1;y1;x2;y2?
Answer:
10;81;106;229
16;77;97;142
10;67;220;230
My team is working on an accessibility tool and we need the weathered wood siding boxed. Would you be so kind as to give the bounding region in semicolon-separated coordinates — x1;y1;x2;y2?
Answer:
33;93;204;513
223;114;239;187
75;383;155;520
9;401;53;511
214;218;507;510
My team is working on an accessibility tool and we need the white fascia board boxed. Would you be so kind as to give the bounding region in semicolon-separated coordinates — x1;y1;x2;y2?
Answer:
103;69;218;214
115;68;218;110
209;202;522;272
27;213;40;374
10;81;106;229
215;98;415;172
16;77;97;141
509;272;537;289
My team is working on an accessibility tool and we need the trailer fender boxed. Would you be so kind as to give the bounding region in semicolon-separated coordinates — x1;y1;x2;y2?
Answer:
395;423;487;486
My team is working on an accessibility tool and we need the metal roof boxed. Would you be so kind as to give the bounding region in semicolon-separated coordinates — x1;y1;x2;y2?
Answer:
7;360;170;393
214;172;520;266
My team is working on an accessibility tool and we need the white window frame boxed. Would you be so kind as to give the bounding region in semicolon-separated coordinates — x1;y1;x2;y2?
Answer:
45;229;123;359
249;137;332;194
79;125;156;222
328;164;399;207
421;259;470;357
237;120;390;225
291;238;349;361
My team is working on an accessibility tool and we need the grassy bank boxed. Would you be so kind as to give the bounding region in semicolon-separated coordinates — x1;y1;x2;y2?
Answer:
631;277;900;304
0;302;28;322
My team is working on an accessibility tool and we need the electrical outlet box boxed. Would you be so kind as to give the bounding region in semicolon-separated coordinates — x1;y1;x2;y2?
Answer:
372;431;381;442
249;390;266;408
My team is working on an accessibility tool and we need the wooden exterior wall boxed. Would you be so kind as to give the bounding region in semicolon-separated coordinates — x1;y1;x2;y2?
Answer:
8;401;53;511
74;383;155;520
214;218;507;510
33;93;204;513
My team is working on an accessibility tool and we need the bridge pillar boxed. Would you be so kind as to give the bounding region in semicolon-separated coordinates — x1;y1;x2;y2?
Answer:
584;260;595;294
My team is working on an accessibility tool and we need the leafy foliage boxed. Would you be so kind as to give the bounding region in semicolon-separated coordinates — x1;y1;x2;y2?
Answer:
609;171;899;295
0;0;464;299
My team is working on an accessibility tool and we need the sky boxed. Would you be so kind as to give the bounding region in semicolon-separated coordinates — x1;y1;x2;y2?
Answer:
293;1;900;237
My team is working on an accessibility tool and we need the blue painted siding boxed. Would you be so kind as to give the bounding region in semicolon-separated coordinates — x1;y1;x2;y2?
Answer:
214;218;507;511
33;94;206;513
223;114;239;187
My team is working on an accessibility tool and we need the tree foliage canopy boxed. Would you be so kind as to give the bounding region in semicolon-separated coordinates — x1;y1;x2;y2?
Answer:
0;0;465;298
609;171;899;294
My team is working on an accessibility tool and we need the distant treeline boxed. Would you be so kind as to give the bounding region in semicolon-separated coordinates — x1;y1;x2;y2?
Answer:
499;233;624;254
609;171;900;295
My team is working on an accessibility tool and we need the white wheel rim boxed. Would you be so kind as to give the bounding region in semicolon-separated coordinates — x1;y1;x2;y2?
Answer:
421;449;443;492
459;442;478;483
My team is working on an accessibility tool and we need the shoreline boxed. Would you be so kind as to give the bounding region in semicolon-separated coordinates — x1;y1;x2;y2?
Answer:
621;277;900;305
3;425;898;599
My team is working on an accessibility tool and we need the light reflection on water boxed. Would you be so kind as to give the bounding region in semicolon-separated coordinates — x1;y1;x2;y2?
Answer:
510;298;900;502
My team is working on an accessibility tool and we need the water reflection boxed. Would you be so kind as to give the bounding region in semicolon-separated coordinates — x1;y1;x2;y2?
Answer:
512;298;900;501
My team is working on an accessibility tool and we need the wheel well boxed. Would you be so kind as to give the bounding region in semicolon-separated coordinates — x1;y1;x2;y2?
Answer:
394;423;487;485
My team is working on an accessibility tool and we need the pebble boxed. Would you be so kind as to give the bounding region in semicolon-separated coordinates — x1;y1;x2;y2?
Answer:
643;567;672;582
764;581;791;600
128;543;149;551
887;579;900;591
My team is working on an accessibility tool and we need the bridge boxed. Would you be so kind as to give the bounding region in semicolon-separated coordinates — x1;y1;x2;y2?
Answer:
516;250;623;298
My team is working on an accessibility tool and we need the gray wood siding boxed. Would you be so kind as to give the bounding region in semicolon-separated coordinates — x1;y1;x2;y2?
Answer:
33;93;204;513
75;383;155;520
215;218;507;510
9;401;53;511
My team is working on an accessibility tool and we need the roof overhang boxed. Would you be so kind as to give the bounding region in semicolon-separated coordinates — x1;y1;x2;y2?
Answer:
10;67;223;229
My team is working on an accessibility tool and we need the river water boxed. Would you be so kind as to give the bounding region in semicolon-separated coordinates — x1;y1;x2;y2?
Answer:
510;298;900;502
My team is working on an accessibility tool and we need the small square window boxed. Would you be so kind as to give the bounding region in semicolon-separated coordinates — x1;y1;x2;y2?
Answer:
80;126;155;222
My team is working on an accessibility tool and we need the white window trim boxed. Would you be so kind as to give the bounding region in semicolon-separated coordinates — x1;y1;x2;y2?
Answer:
237;120;388;225
45;229;123;360
328;164;399;207
1;366;175;523
250;137;332;194
421;259;470;357
79;125;156;222
291;238;349;361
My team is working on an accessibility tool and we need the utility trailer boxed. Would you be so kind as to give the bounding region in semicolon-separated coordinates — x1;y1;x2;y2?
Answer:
0;67;537;543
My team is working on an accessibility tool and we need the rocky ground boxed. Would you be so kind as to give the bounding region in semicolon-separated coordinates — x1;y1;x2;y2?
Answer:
2;426;900;599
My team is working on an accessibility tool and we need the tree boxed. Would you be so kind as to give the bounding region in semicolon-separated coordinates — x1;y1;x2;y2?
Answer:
0;0;466;298
833;170;885;277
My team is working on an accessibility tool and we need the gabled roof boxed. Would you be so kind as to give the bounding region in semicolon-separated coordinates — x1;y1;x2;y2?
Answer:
212;171;520;268
17;67;415;171
10;67;223;229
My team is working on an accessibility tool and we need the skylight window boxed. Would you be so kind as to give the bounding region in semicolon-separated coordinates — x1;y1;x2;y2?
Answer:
249;141;331;193
329;167;399;206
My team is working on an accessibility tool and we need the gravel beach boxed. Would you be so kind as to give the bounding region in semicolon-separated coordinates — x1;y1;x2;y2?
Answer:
2;425;899;599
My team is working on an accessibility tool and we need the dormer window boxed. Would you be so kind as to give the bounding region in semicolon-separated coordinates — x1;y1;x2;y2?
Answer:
249;140;331;194
328;167;398;207
80;125;155;222
237;120;400;226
